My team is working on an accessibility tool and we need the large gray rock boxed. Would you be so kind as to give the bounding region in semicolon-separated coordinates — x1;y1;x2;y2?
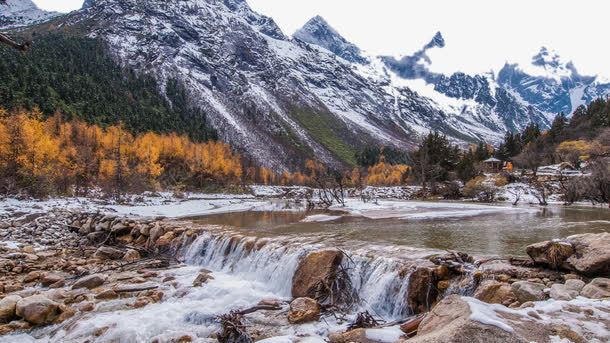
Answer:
15;295;62;325
406;295;552;343
566;233;610;277
0;295;22;323
580;278;610;299
526;232;610;277
510;281;546;302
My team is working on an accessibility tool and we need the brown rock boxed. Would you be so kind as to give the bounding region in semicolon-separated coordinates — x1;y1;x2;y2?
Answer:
407;267;439;314
95;289;119;300
23;271;41;283
94;246;124;260
0;295;22;323
526;240;574;269
291;249;343;298
15;295;62;325
123;249;141;262
287;297;320;324
41;273;65;287
192;272;214;287
72;274;106;290
474;280;516;305
156;231;176;248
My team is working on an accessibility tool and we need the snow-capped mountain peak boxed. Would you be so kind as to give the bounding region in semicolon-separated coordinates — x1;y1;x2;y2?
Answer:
294;15;367;64
0;0;60;29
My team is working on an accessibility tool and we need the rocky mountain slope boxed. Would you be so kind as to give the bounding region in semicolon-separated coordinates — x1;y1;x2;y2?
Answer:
0;0;59;29
3;0;609;170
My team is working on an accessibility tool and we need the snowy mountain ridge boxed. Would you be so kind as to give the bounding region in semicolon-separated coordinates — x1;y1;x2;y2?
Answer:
0;0;60;29
2;1;608;170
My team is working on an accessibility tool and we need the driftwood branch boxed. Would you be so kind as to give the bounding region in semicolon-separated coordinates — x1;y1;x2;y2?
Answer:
235;304;282;315
0;33;31;52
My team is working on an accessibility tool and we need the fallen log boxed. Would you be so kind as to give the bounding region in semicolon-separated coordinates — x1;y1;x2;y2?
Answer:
399;314;426;337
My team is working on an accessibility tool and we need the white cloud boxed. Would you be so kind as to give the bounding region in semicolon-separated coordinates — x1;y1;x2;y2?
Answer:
32;0;610;78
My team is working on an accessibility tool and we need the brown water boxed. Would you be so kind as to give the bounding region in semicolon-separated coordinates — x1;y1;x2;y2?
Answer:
190;204;610;257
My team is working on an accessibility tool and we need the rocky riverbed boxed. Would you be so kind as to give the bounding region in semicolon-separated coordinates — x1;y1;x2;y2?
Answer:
0;202;608;342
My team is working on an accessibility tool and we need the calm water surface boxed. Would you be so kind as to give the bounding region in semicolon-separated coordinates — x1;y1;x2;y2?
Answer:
191;203;610;257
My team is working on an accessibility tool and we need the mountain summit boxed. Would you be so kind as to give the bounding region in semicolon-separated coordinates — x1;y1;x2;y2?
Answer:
294;15;367;64
0;0;59;29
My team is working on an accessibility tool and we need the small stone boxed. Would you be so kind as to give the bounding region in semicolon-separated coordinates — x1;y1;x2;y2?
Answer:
95;289;118;300
123;249;141;262
580;278;610;299
94;246;124;260
511;281;547;302
23;271;41;283
72;274;106;290
549;283;579;301
192;272;214;287
564;279;585;292
41;273;65;287
287;297;320;324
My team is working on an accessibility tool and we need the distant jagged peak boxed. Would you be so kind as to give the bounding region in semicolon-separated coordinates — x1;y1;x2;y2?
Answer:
424;31;445;50
380;31;446;80
505;46;584;83
294;15;367;64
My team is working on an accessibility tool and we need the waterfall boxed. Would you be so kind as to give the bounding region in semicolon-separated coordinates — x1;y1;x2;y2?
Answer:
180;231;416;320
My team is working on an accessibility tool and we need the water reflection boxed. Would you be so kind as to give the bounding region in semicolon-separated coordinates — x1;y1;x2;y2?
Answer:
191;205;610;257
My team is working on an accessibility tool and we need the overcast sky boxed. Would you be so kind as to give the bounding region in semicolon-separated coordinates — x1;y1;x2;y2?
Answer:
33;0;610;78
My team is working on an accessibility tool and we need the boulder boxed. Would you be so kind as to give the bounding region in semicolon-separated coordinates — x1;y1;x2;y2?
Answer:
72;274;106;290
155;231;175;248
0;295;22;323
565;233;610;277
287;297;320;324
291;249;343;299
407;295;553;343
510;281;546;303
407;267;439;313
549;284;579;301
473;280;515;305
526;240;574;269
23;271;41;283
94;246;124;260
580;278;610;299
15;295;62;325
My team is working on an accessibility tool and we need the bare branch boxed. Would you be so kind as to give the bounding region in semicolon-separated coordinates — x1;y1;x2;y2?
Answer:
0;33;32;52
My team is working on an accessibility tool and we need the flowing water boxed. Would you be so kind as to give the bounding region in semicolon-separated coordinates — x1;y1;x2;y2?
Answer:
7;201;610;342
190;203;610;257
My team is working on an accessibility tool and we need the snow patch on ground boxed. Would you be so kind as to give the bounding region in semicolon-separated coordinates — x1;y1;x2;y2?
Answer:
365;326;405;342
